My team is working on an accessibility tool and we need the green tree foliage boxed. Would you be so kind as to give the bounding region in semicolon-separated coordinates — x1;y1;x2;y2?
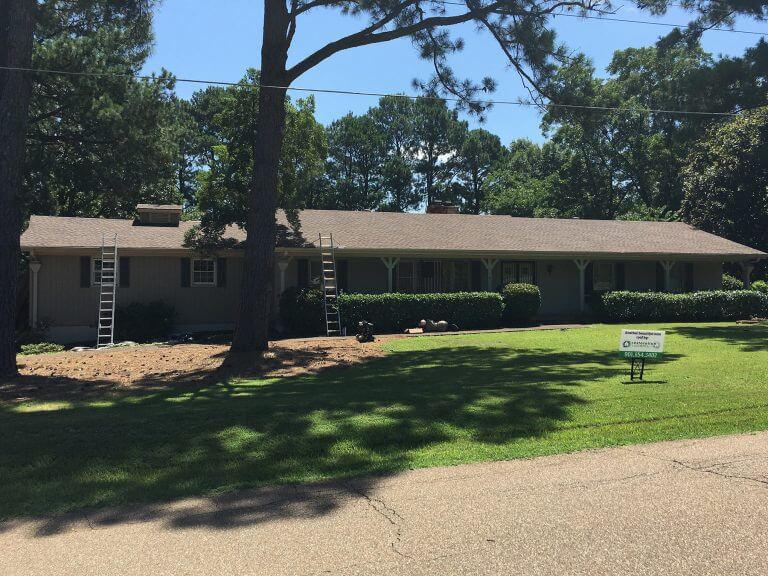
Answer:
370;96;421;211
452;129;505;214
484;139;561;217
24;0;181;218
323;113;386;210
681;107;768;254
186;71;326;246
412;98;467;206
506;35;768;220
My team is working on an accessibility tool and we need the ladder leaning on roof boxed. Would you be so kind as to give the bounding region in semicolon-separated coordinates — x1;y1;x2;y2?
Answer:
96;233;118;348
318;233;342;336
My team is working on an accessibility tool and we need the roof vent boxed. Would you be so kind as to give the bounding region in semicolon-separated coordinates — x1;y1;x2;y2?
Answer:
426;201;460;214
135;204;182;226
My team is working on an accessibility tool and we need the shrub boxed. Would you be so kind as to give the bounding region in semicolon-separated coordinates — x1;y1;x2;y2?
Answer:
278;287;325;335
339;292;503;333
114;301;175;342
751;280;768;295
501;283;541;323
601;290;768;322
722;274;744;291
19;342;65;355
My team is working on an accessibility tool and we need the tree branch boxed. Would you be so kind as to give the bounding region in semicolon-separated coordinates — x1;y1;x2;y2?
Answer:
286;1;504;82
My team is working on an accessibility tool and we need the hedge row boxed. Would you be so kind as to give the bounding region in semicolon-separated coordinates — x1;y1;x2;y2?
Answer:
279;288;510;335
601;290;768;322
340;292;504;332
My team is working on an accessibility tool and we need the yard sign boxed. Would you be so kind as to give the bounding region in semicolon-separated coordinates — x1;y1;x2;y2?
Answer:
619;329;665;359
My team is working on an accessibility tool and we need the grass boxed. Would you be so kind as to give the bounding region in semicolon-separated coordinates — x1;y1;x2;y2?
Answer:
2;322;768;521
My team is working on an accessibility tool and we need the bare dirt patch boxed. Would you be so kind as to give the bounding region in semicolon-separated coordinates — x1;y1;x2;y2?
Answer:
2;337;392;402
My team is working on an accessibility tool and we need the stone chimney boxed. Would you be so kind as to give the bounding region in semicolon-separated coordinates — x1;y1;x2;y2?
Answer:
426;201;460;214
135;204;182;226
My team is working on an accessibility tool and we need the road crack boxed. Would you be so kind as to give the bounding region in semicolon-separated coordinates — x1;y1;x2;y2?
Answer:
343;482;411;559
621;446;768;488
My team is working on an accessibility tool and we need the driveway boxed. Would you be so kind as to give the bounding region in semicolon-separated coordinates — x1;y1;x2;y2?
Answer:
3;431;768;575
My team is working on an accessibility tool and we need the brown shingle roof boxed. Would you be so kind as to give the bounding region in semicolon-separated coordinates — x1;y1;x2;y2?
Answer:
20;210;766;258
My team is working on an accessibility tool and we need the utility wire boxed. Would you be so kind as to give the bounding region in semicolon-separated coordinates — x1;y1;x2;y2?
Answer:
433;0;765;35
0;65;745;117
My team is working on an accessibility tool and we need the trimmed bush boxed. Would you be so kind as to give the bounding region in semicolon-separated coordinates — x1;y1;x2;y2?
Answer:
340;292;503;333
278;287;325;335
601;290;768;322
501;283;541;323
722;274;744;291
19;342;65;355
752;280;768;295
114;301;176;342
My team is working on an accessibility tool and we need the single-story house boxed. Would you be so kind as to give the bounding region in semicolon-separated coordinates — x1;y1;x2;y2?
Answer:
20;203;766;343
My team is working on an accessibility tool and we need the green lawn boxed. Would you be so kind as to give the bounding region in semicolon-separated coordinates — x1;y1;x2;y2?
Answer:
2;322;767;519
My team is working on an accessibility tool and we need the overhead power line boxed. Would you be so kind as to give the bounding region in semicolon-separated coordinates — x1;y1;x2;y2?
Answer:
434;1;765;35
0;65;746;117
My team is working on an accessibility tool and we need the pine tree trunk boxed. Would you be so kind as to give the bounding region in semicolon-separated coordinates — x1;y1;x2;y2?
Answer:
230;0;289;352
0;0;35;377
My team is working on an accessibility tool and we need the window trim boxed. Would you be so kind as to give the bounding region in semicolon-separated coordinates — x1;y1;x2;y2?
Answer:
191;258;217;287
91;258;117;287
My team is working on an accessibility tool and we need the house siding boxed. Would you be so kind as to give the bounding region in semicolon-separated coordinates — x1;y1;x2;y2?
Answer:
37;254;249;343
33;253;730;343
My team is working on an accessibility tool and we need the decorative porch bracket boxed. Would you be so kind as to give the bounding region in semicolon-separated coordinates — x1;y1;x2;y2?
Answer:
381;257;400;293
480;258;499;291
659;260;676;292
573;259;590;313
740;260;756;289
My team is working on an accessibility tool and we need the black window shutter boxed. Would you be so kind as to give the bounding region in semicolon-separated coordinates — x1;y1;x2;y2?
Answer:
297;258;308;287
217;257;227;287
655;262;664;291
119;257;130;288
684;263;694;292
531;261;538;285
471;261;482;291
337;259;348;292
181;257;191;287
80;256;91;287
616;262;625;290
585;262;594;294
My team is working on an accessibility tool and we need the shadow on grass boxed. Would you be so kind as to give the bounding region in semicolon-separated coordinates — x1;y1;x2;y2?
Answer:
668;324;768;353
0;345;677;534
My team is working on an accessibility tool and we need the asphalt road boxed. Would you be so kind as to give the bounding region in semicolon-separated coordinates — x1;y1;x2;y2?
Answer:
3;431;768;575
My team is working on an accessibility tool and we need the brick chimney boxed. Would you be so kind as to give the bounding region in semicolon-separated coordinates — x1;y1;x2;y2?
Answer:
426;201;460;214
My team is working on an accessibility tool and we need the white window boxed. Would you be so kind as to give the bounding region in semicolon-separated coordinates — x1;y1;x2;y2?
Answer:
593;262;615;291
192;258;216;286
92;258;116;286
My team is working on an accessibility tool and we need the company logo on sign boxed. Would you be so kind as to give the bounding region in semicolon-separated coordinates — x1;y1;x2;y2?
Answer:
619;329;665;359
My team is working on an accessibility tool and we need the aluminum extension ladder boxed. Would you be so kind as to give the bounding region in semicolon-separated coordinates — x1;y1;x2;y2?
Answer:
318;233;342;336
96;233;118;348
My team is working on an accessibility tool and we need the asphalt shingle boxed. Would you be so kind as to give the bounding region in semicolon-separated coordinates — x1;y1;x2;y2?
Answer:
20;210;766;258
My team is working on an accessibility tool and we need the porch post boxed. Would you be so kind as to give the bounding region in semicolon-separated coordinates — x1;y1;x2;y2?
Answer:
276;257;291;295
381;257;399;292
28;259;41;327
481;258;498;291
574;259;590;313
660;260;675;292
740;261;755;289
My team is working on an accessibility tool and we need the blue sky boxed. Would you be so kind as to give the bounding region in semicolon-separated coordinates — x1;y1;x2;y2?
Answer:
142;1;764;144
